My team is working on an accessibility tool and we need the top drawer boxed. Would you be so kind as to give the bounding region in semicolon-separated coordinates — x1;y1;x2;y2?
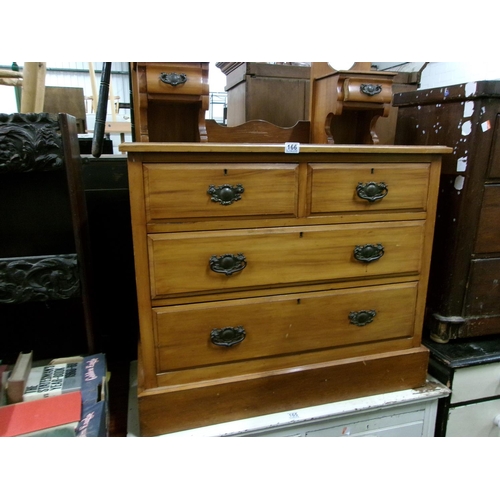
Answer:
144;163;299;222
451;362;500;404
309;163;430;214
343;77;393;104
145;63;207;96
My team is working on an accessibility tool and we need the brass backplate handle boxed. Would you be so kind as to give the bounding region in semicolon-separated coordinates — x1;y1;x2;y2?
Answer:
159;72;188;86
211;326;246;347
349;310;377;327
356;181;388;202
360;83;382;96
354;243;385;263
208;184;244;205
209;253;247;275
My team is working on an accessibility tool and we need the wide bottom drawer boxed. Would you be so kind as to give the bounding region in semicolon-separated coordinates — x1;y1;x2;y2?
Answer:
154;281;418;372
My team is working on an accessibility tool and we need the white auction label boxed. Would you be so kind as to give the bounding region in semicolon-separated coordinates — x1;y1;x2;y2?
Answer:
284;142;300;154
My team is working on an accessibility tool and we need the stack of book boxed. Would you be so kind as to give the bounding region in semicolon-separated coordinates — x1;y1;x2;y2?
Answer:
0;351;108;437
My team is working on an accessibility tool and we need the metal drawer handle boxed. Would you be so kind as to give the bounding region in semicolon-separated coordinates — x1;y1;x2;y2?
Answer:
354;243;385;263
211;326;246;347
208;184;244;205
356;182;388;202
349;310;377;327
159;72;187;86
209;253;247;275
360;83;382;96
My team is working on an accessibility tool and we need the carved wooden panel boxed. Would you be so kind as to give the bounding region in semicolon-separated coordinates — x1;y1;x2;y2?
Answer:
0;113;64;173
0;254;79;304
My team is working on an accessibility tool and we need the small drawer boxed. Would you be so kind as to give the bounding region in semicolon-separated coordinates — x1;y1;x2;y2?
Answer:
343;77;393;104
446;398;500;437
155;282;419;372
148;220;425;298
309;163;430;215
451;362;500;404
145;63;207;96
465;257;500;316
144;163;299;222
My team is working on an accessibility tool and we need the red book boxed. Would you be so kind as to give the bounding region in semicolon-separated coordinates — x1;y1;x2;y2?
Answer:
0;391;82;437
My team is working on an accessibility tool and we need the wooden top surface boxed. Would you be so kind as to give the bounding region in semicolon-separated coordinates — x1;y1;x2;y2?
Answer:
119;142;452;155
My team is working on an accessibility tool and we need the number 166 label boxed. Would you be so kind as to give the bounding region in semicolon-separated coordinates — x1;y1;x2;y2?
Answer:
284;142;300;154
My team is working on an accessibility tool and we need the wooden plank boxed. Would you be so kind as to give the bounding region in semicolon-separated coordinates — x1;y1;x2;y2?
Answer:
137;347;429;436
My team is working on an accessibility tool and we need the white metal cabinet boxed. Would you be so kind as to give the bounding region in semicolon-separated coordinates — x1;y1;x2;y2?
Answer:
425;337;500;437
447;399;500;437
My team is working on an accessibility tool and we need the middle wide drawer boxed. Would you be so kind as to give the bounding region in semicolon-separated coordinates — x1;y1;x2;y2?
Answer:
148;220;425;298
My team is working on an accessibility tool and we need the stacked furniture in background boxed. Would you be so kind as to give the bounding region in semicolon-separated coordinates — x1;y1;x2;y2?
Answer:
0;113;95;363
394;80;500;437
130;62;209;143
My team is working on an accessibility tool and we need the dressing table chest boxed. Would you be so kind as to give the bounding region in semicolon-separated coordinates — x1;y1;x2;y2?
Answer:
120;142;450;436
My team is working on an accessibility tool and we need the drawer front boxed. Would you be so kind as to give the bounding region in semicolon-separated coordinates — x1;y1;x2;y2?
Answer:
155;282;418;372
309;163;430;214
451;362;500;404
446;399;500;437
465;258;500;316
474;185;500;253
144;163;299;222
304;409;425;437
343;77;393;104
148;221;425;298
145;63;207;95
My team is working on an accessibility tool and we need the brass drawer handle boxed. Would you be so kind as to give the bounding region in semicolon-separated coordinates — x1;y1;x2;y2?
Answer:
354;243;385;263
356;182;388;202
211;326;246;347
209;253;247;275
208;184;244;205
159;72;187;86
360;83;382;96
349;310;377;326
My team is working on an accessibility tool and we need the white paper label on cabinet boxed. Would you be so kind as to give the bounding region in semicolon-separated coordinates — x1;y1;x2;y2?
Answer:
284;142;300;154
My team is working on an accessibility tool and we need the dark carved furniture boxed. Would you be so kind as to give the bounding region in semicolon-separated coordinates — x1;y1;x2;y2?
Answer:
394;81;500;343
0;113;95;363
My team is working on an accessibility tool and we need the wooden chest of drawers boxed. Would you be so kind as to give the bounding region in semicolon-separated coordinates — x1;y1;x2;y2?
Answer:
120;142;449;436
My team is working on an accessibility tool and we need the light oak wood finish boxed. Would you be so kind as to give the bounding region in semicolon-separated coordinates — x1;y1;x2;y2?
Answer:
120;142;450;435
309;63;396;145
205;119;310;144
130;62;209;143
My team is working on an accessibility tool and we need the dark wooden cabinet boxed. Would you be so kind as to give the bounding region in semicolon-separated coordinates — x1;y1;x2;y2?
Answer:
394;81;500;343
0;113;95;363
